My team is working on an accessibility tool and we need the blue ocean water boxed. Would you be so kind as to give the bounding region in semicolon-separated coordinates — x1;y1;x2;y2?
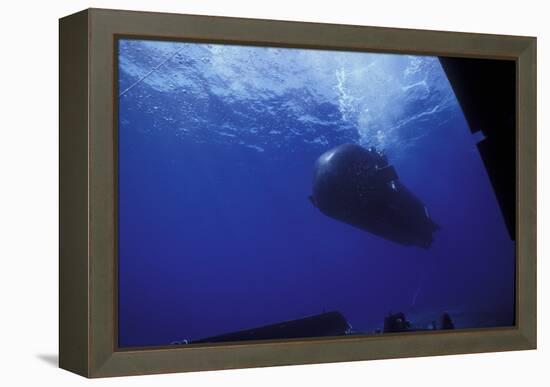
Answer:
117;39;515;348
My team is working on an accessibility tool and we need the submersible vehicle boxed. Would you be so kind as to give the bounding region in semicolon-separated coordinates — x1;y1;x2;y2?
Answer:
309;143;439;248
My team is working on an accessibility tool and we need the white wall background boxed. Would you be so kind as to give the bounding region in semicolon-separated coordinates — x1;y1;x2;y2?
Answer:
0;0;546;385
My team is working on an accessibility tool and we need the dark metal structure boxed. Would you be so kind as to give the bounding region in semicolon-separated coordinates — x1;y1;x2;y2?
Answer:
440;57;516;239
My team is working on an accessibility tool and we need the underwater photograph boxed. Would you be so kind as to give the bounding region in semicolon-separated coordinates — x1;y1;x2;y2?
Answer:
117;38;516;348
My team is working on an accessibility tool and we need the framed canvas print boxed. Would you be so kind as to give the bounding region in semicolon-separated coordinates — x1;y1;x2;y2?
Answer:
59;8;537;378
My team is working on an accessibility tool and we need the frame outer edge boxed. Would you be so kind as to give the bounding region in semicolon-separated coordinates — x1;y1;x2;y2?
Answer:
80;8;537;378
516;38;537;348
88;8;119;377
59;9;91;377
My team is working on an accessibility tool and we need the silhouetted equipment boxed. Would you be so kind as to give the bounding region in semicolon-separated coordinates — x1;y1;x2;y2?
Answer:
439;57;516;240
383;312;412;333
440;312;455;330
309;144;439;248
192;311;349;344
382;311;455;333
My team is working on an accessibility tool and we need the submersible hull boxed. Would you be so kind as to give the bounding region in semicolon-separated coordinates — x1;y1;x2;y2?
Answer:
309;144;438;248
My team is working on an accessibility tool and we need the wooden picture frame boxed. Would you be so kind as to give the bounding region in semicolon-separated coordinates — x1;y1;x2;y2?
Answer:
59;8;536;378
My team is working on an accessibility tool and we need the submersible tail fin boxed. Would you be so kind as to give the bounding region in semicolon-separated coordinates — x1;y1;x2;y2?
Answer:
423;206;440;231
